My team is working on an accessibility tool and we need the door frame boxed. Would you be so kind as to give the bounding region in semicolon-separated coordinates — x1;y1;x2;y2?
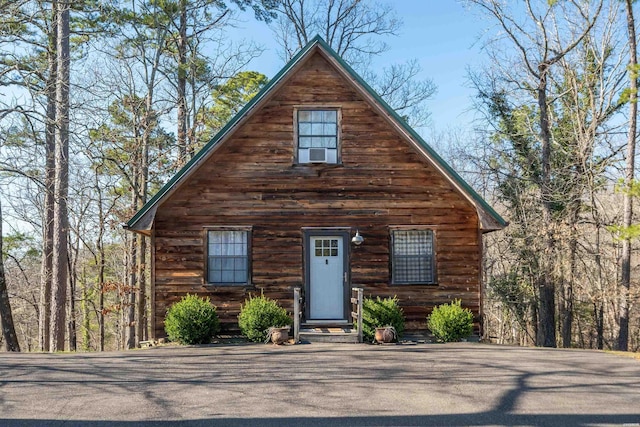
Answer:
302;228;351;321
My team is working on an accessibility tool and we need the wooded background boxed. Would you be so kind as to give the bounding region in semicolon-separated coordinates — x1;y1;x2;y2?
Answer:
0;0;638;352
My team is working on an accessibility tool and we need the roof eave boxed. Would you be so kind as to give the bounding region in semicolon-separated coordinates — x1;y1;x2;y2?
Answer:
314;42;508;231
125;35;507;234
125;39;327;232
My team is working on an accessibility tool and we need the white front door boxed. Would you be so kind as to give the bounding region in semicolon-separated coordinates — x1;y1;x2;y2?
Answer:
309;236;345;319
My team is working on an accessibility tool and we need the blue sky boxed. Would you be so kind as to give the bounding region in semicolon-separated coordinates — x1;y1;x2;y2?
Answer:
228;1;488;134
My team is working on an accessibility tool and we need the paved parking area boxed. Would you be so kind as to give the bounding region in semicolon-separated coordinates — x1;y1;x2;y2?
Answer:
1;342;639;426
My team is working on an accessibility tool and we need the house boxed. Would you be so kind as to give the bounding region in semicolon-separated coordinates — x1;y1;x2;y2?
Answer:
125;36;507;339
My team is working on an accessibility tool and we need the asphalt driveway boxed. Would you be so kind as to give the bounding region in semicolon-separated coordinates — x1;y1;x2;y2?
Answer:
0;342;639;426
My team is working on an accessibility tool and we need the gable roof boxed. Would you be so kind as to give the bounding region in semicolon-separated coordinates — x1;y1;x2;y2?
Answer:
125;35;507;235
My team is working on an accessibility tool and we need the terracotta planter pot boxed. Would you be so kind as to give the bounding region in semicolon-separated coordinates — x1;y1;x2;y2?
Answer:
375;326;396;343
270;327;290;345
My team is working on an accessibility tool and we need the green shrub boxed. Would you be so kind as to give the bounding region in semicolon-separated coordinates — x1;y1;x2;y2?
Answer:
238;294;292;342
164;294;220;345
362;296;405;342
427;299;474;342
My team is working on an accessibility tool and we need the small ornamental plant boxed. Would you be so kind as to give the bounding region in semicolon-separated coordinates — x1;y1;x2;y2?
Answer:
427;299;474;343
164;294;220;345
238;294;292;342
361;296;405;343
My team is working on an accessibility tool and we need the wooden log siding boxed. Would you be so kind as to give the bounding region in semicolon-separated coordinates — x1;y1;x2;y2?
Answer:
153;52;481;336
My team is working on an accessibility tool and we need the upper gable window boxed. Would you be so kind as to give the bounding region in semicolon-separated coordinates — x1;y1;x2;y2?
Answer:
297;109;338;164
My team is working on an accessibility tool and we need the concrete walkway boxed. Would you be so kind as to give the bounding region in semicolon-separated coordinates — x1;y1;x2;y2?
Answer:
1;342;639;426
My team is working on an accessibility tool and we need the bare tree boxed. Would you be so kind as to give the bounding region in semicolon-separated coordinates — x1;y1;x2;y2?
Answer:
553;2;627;347
619;0;638;352
49;0;71;352
273;0;399;62
0;0;58;352
39;0;57;353
469;0;603;347
271;0;436;126
154;0;268;166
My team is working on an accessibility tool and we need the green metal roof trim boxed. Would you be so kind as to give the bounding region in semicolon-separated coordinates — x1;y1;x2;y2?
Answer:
126;35;507;230
125;36;323;229
308;37;507;228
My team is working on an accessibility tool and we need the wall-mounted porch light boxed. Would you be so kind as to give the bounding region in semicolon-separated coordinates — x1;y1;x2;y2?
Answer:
351;230;364;246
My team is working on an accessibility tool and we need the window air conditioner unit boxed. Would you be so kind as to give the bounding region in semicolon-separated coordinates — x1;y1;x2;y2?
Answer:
308;147;327;163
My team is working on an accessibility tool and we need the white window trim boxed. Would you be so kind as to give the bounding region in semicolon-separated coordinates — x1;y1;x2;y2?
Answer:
294;107;341;164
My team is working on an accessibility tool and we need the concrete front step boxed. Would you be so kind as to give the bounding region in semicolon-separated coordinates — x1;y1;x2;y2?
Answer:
298;327;360;343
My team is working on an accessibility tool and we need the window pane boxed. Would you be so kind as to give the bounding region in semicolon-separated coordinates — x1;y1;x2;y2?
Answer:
300;136;336;149
222;257;234;270
220;241;232;256
209;242;218;256
321;137;336;148
323;123;337;135
323;110;337;122
311;110;323;121
208;265;222;283
310;123;323;135
221;270;234;282
299;123;311;135
299;137;312;148
299;111;311;121
234;269;247;283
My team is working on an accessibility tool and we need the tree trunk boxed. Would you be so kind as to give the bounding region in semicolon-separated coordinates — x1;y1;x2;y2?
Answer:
537;63;556;348
68;261;77;351
0;200;21;352
177;0;188;165
136;236;147;342
98;257;105;351
136;106;151;344
619;0;637;352
595;302;604;350
39;2;57;352
562;209;578;348
49;0;70;352
97;193;106;352
133;52;157;344
81;268;91;351
126;227;137;349
594;222;605;350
